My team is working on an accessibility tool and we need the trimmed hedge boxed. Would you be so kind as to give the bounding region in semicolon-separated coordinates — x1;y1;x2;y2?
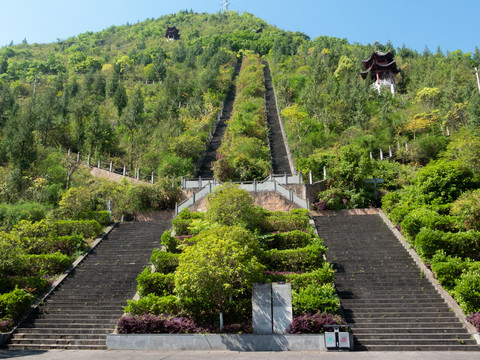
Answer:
292;283;340;315
21;235;86;256
0;276;51;296
259;210;310;234
172;209;204;236
124;294;181;316
137;268;175;297
454;271;480;313
161;230;179;253
150;249;179;274
263;242;326;272
401;207;457;241
415;229;480;260
264;263;335;290
13;219;102;239
78;211;112;226
0;287;34;321
430;251;480;290
19;252;71;276
260;230;314;250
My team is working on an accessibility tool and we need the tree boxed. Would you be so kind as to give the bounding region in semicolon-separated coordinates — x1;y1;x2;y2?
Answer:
414;87;441;111
113;82;127;116
205;183;260;230
3;107;37;172
414;160;476;204
85;106;112;155
121;88;145;166
174;225;264;325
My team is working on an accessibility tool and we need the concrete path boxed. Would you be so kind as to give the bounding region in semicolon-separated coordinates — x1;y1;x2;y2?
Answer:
2;350;480;360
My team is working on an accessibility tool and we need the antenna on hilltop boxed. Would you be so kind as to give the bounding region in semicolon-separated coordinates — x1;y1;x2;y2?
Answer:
222;0;230;12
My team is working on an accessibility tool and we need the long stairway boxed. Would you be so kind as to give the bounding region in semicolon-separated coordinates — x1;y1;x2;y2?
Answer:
263;62;291;175
197;60;242;178
314;213;479;351
4;221;170;350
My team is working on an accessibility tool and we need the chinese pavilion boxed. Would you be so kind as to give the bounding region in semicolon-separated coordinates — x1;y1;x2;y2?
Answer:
165;26;180;41
361;50;399;94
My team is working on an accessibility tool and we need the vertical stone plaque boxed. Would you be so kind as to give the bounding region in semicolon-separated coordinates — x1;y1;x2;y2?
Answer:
272;282;292;334
252;283;272;334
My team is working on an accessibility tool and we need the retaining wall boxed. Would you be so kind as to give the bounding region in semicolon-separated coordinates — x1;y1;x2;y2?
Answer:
106;333;326;351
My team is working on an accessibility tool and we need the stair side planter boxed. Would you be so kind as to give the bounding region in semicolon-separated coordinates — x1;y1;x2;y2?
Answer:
106;333;326;351
0;223;117;347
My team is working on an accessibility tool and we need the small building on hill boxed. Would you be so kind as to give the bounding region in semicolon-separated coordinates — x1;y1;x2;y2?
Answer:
165;26;180;41
361;50;399;94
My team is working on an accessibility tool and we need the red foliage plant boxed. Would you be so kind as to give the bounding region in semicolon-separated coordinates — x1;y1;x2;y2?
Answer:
289;313;346;334
467;312;480;332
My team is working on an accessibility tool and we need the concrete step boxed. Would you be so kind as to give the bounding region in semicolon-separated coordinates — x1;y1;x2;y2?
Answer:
354;333;475;340
6;344;107;350
314;214;479;351
5;220;172;350
355;344;480;351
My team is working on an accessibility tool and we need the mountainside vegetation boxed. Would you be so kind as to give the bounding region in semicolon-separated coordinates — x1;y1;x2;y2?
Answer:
1;10;480;329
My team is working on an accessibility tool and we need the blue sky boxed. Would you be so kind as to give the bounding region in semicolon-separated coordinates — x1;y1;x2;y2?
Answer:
1;0;478;53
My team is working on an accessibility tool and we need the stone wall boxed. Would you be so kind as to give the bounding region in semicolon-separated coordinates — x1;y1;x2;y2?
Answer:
184;190;301;214
253;191;301;212
304;181;326;204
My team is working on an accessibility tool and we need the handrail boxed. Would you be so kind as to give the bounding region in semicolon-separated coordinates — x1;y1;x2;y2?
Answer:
176;179;308;215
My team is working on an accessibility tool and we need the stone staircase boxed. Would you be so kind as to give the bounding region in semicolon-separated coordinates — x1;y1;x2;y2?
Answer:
4;221;170;350
313;213;479;351
197;61;242;179
263;62;291;175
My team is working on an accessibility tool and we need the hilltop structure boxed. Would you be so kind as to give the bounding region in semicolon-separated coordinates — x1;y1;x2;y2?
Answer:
165;26;180;41
361;50;399;94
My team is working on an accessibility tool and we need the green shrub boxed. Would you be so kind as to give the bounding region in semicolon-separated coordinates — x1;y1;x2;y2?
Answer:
172;218;192;236
285;264;335;290
0;233;25;277
19;252;71;276
451;189;480;231
172;209;203;236
260;210;310;233
21;235;86;255
53;220;103;238
415;229;480;260
150;249;179;274
454;271;480;313
0;287;34;320
205;183;260;230
292;283;339;315
78;211;112;226
161;230;178;253
13;219;102;239
137;268;175;297
124;294;181;316
57;187;96;219
263;242;326;272
414;160;476;205
401;207;456;241
0;276;51;296
431;251;469;290
0;202;50;231
176;208;205;220
260;230;314;250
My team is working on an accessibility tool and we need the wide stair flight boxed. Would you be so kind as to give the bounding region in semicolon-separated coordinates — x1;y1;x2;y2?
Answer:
314;213;479;351
263;62;291;175
4;221;171;350
197;61;242;179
